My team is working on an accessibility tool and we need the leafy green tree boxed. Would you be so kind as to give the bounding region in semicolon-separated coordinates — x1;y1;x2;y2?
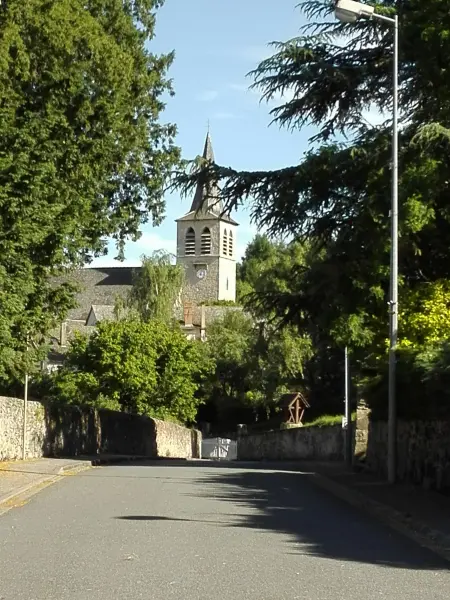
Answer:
128;251;184;323
237;235;347;416
201;309;312;429
201;311;254;426
365;280;450;419
400;281;450;349
39;320;211;424
177;0;450;333
176;1;450;417
0;0;179;381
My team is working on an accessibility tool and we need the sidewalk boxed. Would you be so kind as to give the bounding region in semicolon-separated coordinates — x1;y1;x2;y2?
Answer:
0;454;147;515
303;461;450;563
0;458;93;513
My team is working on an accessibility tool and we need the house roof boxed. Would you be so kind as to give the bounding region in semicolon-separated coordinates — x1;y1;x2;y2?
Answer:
87;304;116;324
56;267;137;321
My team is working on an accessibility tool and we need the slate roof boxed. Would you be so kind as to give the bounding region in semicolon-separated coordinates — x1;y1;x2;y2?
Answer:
176;209;239;226
87;304;116;324
62;267;138;321
190;132;223;215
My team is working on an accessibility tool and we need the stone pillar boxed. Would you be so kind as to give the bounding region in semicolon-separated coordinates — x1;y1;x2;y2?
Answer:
200;304;206;340
354;399;370;463
60;321;67;347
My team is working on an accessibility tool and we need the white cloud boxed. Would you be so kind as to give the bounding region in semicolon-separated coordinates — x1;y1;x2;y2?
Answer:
88;255;141;268
136;231;176;255
239;222;259;238
236;243;248;262
230;83;251;93
196;89;219;102
361;104;388;127
230;81;296;108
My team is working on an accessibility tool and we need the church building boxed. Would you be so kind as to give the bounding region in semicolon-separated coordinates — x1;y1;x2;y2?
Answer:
176;132;238;305
45;133;240;369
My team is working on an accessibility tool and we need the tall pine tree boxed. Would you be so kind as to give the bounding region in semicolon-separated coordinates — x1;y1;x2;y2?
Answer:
176;0;450;351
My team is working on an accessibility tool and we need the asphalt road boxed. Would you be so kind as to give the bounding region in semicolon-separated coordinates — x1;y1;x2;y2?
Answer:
0;461;449;600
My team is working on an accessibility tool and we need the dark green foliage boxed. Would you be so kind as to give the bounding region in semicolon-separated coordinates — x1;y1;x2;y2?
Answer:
200;309;313;430
366;343;450;421
236;235;350;417
175;1;450;418
0;0;179;380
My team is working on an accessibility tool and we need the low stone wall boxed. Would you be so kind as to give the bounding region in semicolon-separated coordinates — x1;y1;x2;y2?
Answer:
238;425;344;462
354;402;450;490
154;419;201;459
0;396;201;461
365;420;450;491
0;397;47;460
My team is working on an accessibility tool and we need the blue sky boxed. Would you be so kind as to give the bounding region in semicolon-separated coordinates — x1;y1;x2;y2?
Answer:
91;0;315;267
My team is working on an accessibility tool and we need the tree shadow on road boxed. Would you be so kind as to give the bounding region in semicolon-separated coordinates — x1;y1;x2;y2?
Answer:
179;466;450;571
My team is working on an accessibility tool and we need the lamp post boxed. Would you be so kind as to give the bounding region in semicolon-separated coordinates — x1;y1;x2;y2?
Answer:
335;1;399;484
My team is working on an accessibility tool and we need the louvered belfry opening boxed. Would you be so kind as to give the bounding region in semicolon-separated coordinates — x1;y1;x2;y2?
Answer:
228;230;234;257
185;228;195;255
223;229;228;255
201;227;211;255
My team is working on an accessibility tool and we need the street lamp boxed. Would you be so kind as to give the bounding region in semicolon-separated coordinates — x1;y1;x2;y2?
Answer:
335;1;399;485
335;0;374;22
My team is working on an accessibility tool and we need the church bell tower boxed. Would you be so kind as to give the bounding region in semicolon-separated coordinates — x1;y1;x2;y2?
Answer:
176;133;238;305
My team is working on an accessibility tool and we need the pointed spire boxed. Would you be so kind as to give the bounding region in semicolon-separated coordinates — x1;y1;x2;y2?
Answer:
190;131;222;214
202;131;214;162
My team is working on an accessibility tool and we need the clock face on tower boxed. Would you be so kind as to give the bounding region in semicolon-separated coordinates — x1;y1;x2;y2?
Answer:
196;268;207;280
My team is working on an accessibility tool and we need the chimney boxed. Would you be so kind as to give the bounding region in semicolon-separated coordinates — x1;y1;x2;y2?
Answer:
60;321;67;347
183;302;193;327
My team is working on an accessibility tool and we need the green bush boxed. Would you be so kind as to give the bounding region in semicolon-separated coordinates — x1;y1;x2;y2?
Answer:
37;319;212;424
303;412;356;428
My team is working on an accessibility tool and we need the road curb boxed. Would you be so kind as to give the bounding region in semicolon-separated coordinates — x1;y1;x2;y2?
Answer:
0;455;151;514
89;455;148;466
0;461;92;516
310;470;450;564
58;461;93;475
0;473;65;516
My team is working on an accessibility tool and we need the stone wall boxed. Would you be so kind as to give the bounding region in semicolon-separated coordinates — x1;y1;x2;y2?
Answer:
354;402;450;490
154;419;201;459
0;396;201;461
354;401;370;461
238;425;344;462
365;420;450;491
0;397;47;460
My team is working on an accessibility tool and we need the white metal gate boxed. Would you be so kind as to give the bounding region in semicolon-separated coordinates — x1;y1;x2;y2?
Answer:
201;437;237;461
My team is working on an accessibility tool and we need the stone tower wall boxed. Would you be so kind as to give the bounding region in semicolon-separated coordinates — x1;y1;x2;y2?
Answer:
176;215;237;304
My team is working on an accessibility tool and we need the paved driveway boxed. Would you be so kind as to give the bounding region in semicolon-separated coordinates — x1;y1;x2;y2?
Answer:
0;461;449;599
